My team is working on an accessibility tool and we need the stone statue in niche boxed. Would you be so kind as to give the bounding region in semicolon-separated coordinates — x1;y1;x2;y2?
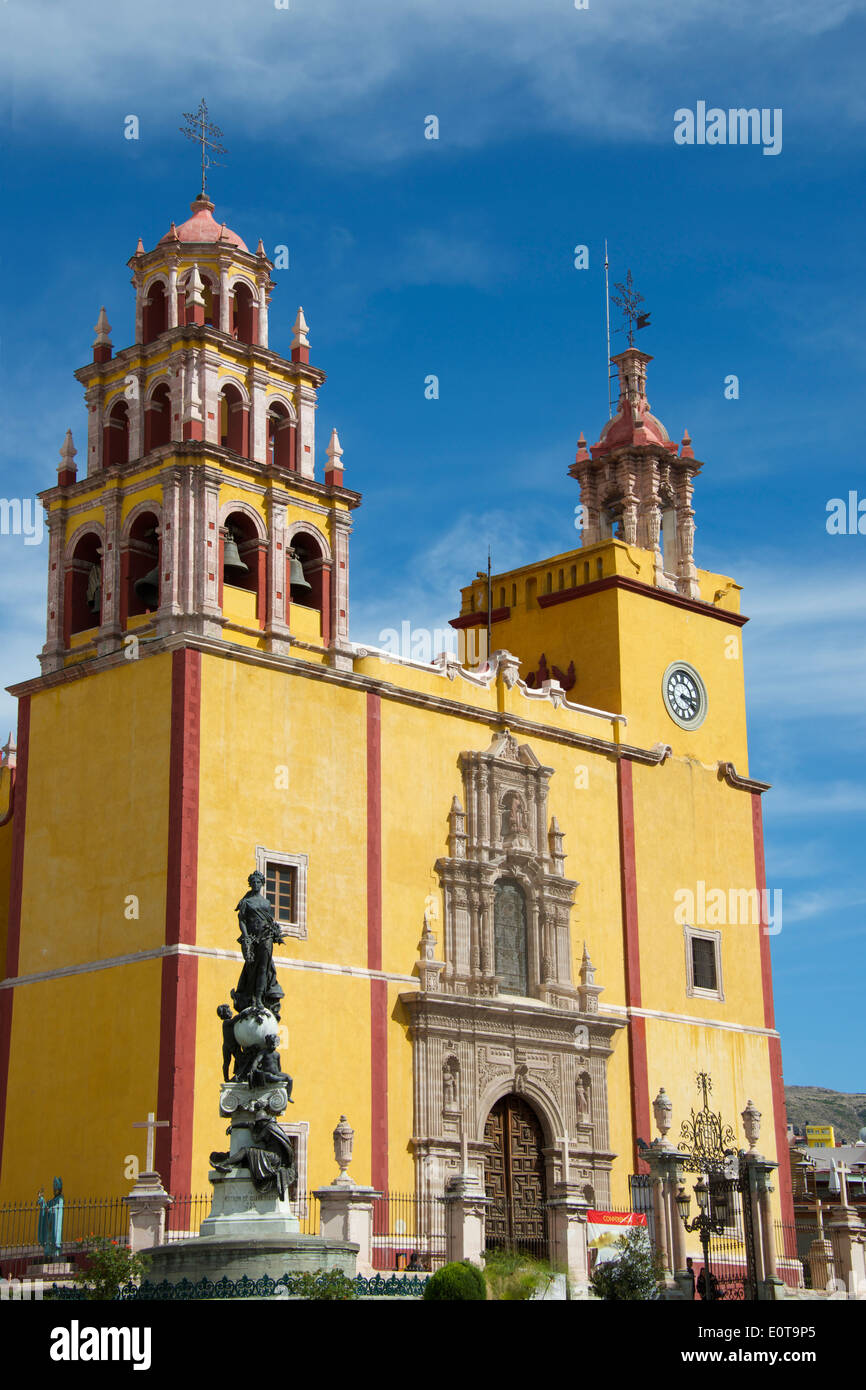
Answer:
576;1073;592;1123
501;791;528;839
443;1057;460;1110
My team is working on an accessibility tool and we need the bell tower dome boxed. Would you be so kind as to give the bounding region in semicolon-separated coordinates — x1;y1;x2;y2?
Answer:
38;193;360;674
570;347;701;599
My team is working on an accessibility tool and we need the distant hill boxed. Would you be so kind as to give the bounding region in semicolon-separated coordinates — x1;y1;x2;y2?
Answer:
785;1086;866;1144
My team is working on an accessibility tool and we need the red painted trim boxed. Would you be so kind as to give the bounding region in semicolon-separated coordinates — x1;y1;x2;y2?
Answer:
257;544;267;630
155;650;201;1189
449;606;510;630
0;697;30;1180
617;757;651;1168
537;575;749;627
751;793;794;1221
366;693;388;1190
288;423;297;472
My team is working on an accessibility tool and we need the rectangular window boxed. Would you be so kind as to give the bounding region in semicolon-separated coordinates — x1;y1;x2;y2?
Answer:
684;926;724;1001
255;846;308;940
266;862;296;925
692;937;717;991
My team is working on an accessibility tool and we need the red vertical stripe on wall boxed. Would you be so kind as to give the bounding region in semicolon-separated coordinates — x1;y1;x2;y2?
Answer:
0;696;30;1181
155;649;201;1191
366;692;388;1190
752;792;794;1222
617;757;651;1168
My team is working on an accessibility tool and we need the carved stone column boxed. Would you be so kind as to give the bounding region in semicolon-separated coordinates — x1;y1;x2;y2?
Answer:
40;509;66;673
96;492;123;655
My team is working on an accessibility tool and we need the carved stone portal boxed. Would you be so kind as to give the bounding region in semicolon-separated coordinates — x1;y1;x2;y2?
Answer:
403;729;624;1214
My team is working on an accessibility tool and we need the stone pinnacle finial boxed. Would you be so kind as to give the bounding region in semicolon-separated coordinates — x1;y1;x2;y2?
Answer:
93;307;112;346
326;428;343;466
256;238;266;257
291;306;310;350
186;264;205;306
576;431;589;462
1;733;16;768
58;429;78;482
680;428;695;459
135;237;145;256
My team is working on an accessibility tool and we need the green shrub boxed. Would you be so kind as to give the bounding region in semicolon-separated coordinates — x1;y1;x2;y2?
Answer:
589;1227;663;1301
483;1250;558;1301
73;1238;150;1301
294;1268;358;1300
423;1260;487;1301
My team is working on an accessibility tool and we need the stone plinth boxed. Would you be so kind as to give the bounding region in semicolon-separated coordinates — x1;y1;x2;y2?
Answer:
124;1170;173;1252
200;1170;300;1240
546;1182;591;1293
443;1177;489;1267
315;1182;380;1276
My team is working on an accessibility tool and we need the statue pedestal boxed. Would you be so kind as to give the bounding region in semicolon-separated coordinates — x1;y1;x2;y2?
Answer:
200;1170;300;1240
25;1260;74;1279
315;1182;379;1275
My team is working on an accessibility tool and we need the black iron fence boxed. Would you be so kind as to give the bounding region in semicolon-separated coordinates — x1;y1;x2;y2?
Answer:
370;1190;446;1271
0;1195;128;1268
485;1198;550;1263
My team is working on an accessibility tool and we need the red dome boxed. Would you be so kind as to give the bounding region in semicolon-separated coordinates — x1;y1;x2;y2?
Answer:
159;195;249;252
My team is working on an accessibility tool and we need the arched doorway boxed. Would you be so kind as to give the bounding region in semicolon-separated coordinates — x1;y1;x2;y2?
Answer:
483;1093;548;1259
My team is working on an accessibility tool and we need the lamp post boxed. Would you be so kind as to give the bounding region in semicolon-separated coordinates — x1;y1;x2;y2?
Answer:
675;1177;730;1302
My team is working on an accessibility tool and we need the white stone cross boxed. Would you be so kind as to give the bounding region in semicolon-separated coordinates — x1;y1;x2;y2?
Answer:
559;1135;571;1183
835;1160;851;1208
133;1111;170;1175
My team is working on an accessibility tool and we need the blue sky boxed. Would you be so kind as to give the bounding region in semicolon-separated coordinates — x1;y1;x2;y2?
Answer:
1;1;864;1093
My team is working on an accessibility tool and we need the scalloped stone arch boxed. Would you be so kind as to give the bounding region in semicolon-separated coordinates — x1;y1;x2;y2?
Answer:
475;1078;562;1149
121;499;162;539
227;272;259;298
217;375;251;406
287;520;331;562
64;518;106;564
264;392;297;423
144;374;172;402
219;498;268;541
143;271;170;295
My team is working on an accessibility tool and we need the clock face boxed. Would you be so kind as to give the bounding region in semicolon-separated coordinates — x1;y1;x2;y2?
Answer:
662;661;707;730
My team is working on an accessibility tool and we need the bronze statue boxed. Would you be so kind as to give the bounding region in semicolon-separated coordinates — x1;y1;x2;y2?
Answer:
217;1004;243;1082
233;870;285;1015
210;1110;297;1200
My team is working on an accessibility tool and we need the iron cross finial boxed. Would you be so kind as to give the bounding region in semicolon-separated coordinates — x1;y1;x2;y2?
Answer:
180;99;227;198
611;269;651;347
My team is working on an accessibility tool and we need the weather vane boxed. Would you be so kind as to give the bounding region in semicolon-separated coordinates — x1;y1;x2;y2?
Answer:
180;99;227;199
611;269;651;347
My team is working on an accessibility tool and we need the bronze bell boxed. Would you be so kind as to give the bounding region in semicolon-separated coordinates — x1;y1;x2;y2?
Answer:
288;548;312;593
134;565;160;610
223;530;248;576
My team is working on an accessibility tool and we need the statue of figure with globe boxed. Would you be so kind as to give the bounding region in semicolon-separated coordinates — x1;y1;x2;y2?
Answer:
234;869;285;1016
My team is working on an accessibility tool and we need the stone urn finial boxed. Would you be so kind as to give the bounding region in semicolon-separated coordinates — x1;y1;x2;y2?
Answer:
742;1099;762;1151
652;1087;672;1142
332;1115;355;1185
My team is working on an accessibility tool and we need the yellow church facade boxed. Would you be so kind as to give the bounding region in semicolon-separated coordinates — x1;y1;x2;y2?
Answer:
0;192;793;1238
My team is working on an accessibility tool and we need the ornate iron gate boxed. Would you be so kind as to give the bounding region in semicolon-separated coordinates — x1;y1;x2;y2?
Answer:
484;1094;548;1259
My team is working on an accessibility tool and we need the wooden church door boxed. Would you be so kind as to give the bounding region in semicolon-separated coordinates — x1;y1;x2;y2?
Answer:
483;1094;548;1258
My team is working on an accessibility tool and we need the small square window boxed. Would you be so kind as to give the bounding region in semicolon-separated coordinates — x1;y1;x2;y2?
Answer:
684;926;724;1002
255;846;308;939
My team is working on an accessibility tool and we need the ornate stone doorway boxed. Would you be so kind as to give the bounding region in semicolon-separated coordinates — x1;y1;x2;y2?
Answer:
483;1094;548;1259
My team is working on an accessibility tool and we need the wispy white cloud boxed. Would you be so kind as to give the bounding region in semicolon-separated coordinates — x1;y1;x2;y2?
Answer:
3;0;863;165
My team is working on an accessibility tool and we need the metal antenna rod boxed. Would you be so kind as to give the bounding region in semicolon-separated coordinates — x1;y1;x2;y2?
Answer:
604;240;613;419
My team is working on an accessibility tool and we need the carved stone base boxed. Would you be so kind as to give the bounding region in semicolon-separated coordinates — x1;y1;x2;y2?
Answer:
200;1171;300;1240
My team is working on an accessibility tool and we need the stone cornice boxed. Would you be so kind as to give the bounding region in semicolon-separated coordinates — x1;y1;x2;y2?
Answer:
718;761;772;794
38;444;362;512
73;325;327;390
536;574;748;627
6;636;765;789
399;987;625;1045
